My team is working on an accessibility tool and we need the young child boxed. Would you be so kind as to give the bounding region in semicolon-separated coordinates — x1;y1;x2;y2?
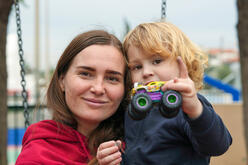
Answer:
96;22;232;165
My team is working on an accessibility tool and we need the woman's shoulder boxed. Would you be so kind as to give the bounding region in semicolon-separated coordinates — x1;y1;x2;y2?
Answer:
25;120;57;135
16;120;89;164
22;120;56;144
23;120;79;145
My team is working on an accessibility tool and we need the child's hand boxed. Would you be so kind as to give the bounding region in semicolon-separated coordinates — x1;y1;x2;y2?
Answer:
97;140;122;165
161;56;203;119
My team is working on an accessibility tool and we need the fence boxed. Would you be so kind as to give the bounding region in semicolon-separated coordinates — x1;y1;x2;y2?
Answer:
7;105;49;165
199;89;239;104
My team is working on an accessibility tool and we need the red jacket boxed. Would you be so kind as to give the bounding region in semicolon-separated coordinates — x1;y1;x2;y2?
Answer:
16;120;92;165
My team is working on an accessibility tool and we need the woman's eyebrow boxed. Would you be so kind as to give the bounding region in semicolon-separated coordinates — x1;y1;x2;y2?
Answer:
76;66;123;76
106;70;123;76
76;66;95;71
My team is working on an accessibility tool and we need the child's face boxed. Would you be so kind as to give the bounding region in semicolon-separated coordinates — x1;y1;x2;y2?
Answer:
127;46;180;84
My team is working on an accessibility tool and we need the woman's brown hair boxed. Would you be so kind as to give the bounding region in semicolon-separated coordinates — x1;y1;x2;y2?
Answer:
46;30;131;164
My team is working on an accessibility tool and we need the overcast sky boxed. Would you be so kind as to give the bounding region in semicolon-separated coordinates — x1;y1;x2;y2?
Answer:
7;0;238;70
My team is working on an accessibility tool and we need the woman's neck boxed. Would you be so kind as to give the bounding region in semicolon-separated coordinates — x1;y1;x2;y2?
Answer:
77;120;100;137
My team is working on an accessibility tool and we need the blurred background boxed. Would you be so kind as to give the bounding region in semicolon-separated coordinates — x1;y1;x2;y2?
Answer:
2;0;246;164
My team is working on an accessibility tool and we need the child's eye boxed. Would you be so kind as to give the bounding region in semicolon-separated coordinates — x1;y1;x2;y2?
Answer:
152;58;163;65
130;65;142;71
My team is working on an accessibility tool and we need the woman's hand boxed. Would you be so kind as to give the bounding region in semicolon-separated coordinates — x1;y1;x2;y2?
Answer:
97;140;122;165
161;56;203;119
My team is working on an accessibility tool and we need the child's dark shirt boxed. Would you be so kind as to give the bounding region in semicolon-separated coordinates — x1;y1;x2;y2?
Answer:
123;94;232;165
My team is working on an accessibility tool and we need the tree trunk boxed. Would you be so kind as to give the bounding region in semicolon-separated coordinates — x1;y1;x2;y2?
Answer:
237;0;248;159
0;0;13;164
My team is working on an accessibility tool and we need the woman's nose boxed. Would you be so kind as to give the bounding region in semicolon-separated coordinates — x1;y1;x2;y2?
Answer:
90;78;105;95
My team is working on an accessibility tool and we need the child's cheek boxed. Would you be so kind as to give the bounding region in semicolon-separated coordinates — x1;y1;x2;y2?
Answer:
130;72;138;83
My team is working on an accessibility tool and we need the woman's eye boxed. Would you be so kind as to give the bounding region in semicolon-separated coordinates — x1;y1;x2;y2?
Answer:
80;71;91;77
106;76;120;83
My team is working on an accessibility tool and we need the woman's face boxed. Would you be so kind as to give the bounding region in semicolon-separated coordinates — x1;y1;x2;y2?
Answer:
59;45;125;135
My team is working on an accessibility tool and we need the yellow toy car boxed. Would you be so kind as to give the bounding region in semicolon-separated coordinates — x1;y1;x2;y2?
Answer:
128;81;182;120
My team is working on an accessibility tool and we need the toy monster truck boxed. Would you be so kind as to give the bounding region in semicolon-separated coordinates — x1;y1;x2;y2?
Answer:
128;81;182;120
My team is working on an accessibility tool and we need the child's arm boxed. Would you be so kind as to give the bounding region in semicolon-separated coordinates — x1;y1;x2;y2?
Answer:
161;56;203;119
162;56;232;155
180;94;232;155
96;140;122;165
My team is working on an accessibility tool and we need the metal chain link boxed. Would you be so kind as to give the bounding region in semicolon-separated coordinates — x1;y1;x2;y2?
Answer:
161;0;167;20
14;0;30;128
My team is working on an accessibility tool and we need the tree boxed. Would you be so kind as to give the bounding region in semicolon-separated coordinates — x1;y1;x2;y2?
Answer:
121;17;131;41
237;0;248;158
0;0;14;164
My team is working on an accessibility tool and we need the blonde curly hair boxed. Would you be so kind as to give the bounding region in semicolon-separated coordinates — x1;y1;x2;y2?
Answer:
123;21;208;90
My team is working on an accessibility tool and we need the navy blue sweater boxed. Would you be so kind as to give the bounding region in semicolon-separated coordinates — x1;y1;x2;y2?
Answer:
123;94;232;165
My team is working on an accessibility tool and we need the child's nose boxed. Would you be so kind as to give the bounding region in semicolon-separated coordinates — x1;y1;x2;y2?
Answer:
142;67;154;79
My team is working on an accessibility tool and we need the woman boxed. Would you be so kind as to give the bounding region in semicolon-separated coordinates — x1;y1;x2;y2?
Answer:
16;30;131;165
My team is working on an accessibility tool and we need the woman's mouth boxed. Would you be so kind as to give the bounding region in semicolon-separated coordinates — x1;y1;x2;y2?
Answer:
83;98;108;107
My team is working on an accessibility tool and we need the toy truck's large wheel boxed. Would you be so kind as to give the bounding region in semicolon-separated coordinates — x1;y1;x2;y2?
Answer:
128;104;147;120
160;90;182;118
131;93;152;115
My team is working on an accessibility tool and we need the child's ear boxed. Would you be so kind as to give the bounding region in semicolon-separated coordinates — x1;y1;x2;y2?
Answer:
59;75;65;92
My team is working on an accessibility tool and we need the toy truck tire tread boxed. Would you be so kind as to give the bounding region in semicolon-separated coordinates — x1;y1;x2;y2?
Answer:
159;90;182;118
128;104;147;120
131;93;152;115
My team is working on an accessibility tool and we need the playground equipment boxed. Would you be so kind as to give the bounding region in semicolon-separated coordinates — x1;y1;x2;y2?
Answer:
14;0;30;128
203;75;241;102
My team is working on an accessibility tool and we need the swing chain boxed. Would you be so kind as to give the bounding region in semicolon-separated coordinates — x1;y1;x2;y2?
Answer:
161;0;167;20
14;0;30;128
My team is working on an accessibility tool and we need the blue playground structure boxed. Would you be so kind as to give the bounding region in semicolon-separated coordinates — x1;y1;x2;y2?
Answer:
203;74;241;102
